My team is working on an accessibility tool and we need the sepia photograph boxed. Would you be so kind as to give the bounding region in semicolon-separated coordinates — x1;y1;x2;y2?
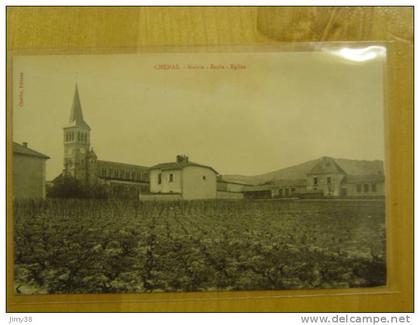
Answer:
11;47;387;295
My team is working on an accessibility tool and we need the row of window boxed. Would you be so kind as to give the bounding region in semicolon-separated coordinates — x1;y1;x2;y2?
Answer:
275;187;296;197
98;167;147;181
313;176;332;186
312;177;378;193
156;173;207;185
64;131;88;144
312;183;378;193
64;159;84;167
64;160;148;181
356;183;377;193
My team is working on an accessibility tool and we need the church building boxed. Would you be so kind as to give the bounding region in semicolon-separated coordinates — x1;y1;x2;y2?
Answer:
59;85;149;198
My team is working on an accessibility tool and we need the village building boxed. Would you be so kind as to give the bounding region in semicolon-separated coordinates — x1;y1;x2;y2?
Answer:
146;155;218;200
243;157;385;199
271;179;307;198
216;178;253;199
306;156;347;197
54;85;385;201
13;142;49;199
340;174;385;197
242;184;272;199
57;85;149;198
242;179;307;200
216;179;245;193
306;157;385;198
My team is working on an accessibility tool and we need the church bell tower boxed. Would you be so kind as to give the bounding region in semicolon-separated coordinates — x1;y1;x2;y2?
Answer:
63;84;92;181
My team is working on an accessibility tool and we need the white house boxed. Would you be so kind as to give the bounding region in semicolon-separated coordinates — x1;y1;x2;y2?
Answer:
148;155;218;200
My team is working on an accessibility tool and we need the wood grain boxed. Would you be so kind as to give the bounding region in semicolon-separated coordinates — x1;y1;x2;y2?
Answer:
6;6;413;312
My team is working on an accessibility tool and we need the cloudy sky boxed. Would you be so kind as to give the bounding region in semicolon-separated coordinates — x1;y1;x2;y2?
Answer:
12;48;386;180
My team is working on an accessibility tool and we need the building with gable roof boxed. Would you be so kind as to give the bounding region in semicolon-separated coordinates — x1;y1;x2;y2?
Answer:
306;156;347;197
306;156;384;197
148;155;218;200
243;156;385;199
13;142;50;198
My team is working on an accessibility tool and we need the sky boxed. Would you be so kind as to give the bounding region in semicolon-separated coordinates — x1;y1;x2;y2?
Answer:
12;48;386;180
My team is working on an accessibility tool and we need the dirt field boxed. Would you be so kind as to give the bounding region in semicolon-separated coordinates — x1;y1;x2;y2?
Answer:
13;199;386;294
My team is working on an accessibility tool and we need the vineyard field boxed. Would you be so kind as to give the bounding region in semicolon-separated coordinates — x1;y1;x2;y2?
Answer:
13;199;386;294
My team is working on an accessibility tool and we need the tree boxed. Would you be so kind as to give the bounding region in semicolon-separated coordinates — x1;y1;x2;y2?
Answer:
47;175;110;199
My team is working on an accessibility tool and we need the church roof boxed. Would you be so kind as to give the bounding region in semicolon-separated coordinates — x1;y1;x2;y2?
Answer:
13;142;50;159
65;84;91;130
150;161;218;174
307;156;347;176
96;160;149;170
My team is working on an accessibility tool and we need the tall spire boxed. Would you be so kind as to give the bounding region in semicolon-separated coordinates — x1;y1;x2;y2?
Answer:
66;83;90;130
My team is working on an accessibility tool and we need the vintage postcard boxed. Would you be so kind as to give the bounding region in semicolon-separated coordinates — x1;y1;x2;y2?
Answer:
11;46;386;294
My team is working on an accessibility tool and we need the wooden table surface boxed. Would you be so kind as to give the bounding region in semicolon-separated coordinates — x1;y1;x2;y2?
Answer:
6;6;413;312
